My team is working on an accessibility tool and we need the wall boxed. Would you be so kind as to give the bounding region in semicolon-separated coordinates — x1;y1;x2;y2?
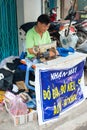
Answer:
63;0;71;19
17;0;24;55
63;0;78;19
23;0;41;23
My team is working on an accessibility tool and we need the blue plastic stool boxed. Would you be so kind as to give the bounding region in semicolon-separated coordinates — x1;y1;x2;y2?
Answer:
25;58;39;91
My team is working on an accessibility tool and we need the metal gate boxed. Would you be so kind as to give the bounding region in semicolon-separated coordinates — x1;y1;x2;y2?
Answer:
0;0;18;62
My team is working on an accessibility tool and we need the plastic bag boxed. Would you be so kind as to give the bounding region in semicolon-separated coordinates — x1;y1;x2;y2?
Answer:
57;47;75;57
60;33;78;49
9;96;27;115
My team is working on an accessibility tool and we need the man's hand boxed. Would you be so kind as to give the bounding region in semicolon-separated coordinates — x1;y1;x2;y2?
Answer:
33;46;40;54
49;47;58;58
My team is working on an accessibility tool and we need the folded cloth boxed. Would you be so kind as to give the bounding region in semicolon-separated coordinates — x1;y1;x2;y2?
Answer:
57;47;75;57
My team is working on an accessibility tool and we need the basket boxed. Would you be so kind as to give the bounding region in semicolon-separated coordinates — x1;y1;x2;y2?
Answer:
4;99;37;126
11;110;37;126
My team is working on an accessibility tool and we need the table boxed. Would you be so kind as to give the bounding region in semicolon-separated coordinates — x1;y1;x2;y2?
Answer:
35;52;87;125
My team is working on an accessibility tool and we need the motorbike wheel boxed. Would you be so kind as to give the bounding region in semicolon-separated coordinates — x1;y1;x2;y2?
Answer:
76;31;87;48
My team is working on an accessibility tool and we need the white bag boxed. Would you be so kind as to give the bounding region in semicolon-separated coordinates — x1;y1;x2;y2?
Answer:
60;33;78;49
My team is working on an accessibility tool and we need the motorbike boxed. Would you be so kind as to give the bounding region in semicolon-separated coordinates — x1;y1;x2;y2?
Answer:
48;0;78;48
64;0;87;49
48;18;78;48
73;19;87;48
49;1;87;49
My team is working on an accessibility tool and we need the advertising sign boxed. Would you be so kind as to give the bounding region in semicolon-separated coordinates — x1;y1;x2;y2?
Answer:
36;60;85;125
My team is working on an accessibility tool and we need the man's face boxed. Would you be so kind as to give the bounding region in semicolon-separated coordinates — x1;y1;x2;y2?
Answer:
38;22;50;33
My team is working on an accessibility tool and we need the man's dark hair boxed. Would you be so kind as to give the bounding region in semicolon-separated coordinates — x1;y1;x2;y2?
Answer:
37;14;50;25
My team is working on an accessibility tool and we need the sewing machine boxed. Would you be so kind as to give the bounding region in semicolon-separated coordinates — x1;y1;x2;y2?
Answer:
36;41;57;61
38;41;56;53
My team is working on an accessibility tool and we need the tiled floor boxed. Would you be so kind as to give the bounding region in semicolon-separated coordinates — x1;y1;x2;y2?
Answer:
0;69;87;130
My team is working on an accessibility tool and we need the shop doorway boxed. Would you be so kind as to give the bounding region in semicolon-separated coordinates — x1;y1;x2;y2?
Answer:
43;0;61;20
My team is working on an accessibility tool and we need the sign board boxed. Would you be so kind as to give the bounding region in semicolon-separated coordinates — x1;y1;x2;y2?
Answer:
35;57;86;125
